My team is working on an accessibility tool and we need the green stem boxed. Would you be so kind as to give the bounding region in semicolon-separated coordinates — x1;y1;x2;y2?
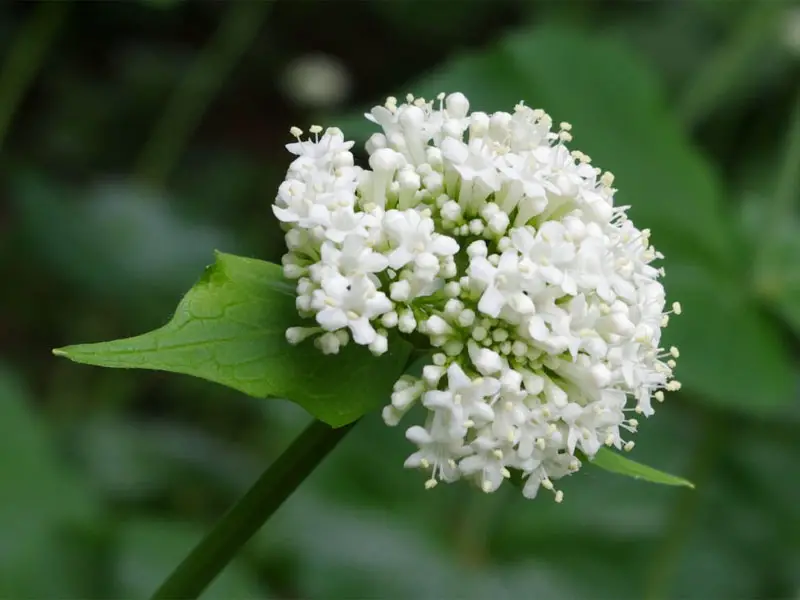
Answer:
150;419;355;600
134;0;271;187
0;1;70;150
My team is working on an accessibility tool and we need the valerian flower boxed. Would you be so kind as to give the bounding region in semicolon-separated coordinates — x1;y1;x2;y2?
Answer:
274;93;681;501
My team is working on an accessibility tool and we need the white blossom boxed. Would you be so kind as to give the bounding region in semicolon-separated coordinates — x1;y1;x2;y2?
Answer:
310;274;391;345
274;93;681;501
383;209;458;276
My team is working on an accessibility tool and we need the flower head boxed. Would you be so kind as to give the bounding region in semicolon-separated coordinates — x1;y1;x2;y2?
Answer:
275;93;680;501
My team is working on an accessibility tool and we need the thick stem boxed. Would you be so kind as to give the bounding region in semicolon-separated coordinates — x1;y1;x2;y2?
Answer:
150;419;355;600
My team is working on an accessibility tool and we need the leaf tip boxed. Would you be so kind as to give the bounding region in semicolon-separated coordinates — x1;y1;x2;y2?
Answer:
52;347;69;358
213;249;233;263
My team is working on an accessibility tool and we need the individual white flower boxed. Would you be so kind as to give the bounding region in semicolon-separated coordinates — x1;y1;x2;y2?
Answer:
421;362;499;434
511;223;577;294
383;209;459;275
467;249;533;318
490;387;529;445
459;433;513;493
320;206;376;244
273;134;362;234
466;341;505;376
285;126;354;169
310;274;392;346
520;452;576;501
439;137;502;209
311;235;388;281
404;414;471;487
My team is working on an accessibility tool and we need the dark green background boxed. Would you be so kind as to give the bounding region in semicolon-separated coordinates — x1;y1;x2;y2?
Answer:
1;1;799;598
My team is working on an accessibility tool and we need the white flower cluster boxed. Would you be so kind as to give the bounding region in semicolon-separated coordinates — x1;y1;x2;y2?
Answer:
274;92;681;501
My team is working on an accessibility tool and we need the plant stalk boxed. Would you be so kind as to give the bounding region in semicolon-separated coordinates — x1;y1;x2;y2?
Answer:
150;418;355;600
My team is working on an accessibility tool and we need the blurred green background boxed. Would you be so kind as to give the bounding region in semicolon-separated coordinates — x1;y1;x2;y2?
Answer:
2;0;800;598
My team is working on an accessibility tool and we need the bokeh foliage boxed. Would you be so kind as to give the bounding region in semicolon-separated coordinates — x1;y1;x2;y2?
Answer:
1;1;799;598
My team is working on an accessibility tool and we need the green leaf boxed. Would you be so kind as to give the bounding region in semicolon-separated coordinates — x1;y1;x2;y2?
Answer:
339;23;795;413
54;252;412;427
588;448;694;488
